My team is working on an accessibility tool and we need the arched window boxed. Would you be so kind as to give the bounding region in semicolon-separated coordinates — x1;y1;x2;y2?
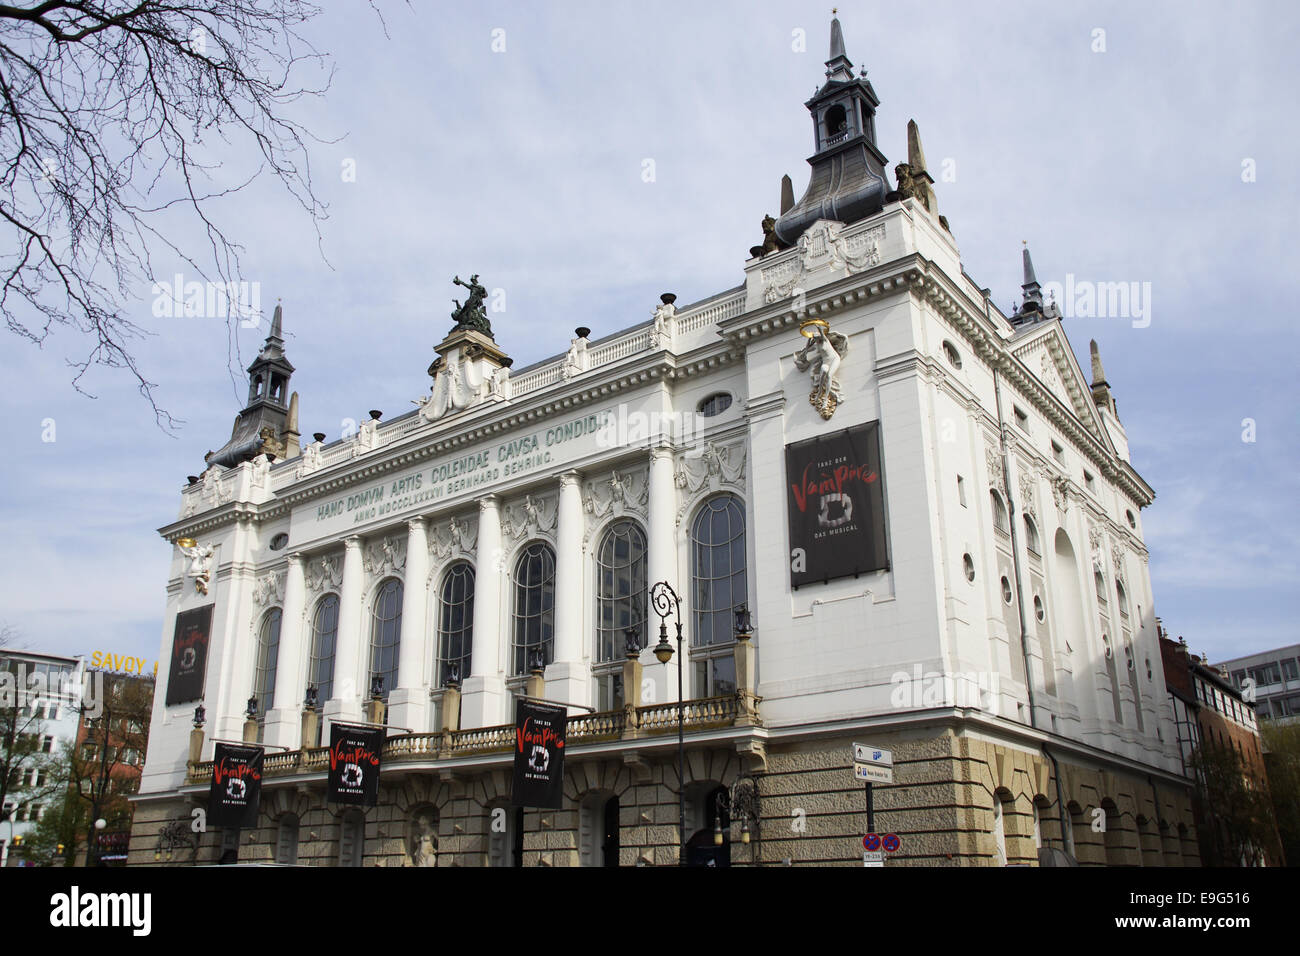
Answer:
992;794;1008;866
990;490;1009;535
437;563;474;686
1023;515;1040;556
513;542;556;674
579;793;621;868
1116;581;1129;619
252;609;281;740
309;595;339;705
275;813;300;865
369;578;403;699
596;520;647;663
691;496;747;647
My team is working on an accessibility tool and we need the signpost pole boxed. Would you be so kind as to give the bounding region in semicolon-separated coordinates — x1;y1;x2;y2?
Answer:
865;781;874;834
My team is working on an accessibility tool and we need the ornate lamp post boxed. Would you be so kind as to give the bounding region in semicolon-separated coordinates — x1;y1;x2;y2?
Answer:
649;581;686;866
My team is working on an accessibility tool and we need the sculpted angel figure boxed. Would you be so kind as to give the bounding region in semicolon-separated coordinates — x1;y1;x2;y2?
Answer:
794;324;849;419
180;542;215;595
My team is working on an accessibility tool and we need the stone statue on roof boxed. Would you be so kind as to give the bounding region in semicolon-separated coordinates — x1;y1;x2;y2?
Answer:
450;274;492;336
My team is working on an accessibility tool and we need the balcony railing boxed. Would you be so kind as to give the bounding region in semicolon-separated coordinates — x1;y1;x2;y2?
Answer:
186;692;754;783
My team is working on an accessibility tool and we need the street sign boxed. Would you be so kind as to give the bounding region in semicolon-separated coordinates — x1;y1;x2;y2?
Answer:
852;743;893;767
863;850;884;867
882;833;901;853
854;762;893;784
863;833;881;851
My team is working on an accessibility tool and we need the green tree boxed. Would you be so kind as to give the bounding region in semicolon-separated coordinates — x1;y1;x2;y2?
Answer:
1189;737;1280;866
1260;720;1300;866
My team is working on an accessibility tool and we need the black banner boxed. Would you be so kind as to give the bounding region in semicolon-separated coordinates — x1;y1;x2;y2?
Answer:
326;723;384;806
165;605;213;706
511;699;567;809
208;743;263;828
785;422;889;588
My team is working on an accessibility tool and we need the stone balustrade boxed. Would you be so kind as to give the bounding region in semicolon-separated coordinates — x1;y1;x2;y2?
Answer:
187;691;755;784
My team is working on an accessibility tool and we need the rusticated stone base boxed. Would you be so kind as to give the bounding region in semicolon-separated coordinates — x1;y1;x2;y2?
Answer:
127;724;1199;867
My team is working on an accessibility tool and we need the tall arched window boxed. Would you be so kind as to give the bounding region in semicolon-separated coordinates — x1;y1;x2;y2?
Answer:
369;578;403;699
309;595;339;705
438;563;475;686
513;543;555;674
596;520;647;663
1023;515;1041;556
691;496;746;647
990;490;1010;535
252;609;281;740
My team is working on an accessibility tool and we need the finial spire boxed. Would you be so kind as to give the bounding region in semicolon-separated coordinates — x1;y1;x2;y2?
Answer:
269;301;283;342
825;12;854;82
1020;242;1043;313
1089;339;1116;415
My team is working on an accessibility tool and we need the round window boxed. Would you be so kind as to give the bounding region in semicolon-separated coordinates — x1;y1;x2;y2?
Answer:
1033;595;1045;622
270;533;289;551
963;554;975;582
1000;576;1013;604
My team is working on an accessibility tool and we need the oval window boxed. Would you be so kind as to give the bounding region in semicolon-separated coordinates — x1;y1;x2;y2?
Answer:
962;554;975;582
697;392;733;417
270;533;289;551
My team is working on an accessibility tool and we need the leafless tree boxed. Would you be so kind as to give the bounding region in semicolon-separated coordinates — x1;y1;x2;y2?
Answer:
0;1;342;429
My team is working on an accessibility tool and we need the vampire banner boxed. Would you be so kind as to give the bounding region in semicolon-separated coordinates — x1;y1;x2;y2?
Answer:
785;422;889;588
327;723;384;806
511;699;567;809
208;743;264;828
165;604;213;706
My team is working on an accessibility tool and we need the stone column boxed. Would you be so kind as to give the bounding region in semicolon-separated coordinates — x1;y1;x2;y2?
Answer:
389;517;430;732
325;535;365;733
645;445;681;704
461;496;505;727
265;554;307;748
547;472;587;707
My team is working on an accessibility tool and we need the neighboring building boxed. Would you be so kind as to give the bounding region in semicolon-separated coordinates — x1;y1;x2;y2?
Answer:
1160;631;1282;865
1215;644;1300;724
129;17;1198;867
74;671;155;864
0;650;85;867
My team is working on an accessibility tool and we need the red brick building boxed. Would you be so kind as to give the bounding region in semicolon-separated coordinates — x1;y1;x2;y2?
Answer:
1159;630;1282;865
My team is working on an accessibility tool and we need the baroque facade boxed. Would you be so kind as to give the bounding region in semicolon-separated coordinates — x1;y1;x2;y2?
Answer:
129;18;1198;867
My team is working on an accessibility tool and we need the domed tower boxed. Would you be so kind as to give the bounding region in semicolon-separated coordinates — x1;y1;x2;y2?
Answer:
774;15;890;247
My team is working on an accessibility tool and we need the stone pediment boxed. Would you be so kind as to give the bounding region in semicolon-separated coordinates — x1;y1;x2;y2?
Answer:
1011;322;1109;450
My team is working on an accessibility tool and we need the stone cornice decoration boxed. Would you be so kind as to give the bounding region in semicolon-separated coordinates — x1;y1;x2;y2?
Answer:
760;221;885;303
502;493;557;541
985;443;1006;496
252;569;286;607
430;515;477;562
250;454;271;490
184;465;231;518
1018;468;1038;522
582;466;648;522
363;535;407;578
304;554;343;595
673;441;746;525
1050;474;1071;515
351;417;381;458
295;440;323;479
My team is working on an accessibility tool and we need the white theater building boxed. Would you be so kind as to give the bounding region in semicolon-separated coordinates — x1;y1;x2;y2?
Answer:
129;18;1199;867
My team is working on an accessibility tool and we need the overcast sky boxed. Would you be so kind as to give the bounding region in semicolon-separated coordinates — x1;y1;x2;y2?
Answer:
1;0;1296;670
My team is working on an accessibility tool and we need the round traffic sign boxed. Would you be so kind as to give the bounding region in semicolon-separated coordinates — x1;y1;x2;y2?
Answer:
863;833;881;851
882;833;901;853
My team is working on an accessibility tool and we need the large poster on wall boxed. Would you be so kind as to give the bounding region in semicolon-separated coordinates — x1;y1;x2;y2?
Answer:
785;422;889;589
207;743;264;828
511;699;567;809
164;604;213;706
326;723;384;806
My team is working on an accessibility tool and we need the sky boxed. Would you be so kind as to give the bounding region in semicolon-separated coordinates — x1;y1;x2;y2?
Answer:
0;0;1296;669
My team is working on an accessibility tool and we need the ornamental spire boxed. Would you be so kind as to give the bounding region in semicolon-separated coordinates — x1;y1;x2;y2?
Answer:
825;12;855;82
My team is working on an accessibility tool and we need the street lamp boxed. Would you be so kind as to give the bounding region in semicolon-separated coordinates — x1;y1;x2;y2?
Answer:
649;580;686;866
